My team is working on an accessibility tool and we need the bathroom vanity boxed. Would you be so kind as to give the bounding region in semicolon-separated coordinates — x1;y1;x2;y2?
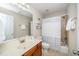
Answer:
0;36;42;56
22;42;42;56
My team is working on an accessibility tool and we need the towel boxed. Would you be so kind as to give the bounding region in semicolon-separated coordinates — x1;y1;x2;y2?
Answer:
71;20;76;30
66;17;76;31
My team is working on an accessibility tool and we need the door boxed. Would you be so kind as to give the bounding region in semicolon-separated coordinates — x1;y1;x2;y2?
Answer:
42;17;61;51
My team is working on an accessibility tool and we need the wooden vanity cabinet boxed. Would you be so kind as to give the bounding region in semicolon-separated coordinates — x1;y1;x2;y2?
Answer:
22;42;42;56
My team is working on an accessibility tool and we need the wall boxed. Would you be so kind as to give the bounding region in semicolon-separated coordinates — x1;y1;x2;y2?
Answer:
28;5;42;38
67;3;77;55
0;7;31;38
77;4;79;50
43;10;67;19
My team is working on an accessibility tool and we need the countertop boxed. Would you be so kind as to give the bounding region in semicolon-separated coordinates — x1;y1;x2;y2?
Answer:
0;36;42;56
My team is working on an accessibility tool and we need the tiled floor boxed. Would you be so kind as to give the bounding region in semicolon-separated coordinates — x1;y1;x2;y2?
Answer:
42;48;67;56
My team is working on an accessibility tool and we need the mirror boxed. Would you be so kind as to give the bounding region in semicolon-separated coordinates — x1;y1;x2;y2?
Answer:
0;13;14;41
0;3;33;42
0;16;5;42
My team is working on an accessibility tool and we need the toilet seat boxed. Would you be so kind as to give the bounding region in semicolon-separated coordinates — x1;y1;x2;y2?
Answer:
42;42;49;49
42;42;49;53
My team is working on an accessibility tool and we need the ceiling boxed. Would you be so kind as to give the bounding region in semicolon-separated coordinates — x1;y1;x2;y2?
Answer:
0;3;32;18
28;3;69;17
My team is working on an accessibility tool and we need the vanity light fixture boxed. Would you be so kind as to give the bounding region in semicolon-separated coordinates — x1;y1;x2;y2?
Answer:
15;3;25;9
17;3;30;9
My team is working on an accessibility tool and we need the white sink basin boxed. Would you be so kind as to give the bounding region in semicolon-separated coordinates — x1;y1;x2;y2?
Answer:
17;40;35;50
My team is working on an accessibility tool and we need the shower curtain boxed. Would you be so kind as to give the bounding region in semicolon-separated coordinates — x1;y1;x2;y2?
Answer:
42;17;61;51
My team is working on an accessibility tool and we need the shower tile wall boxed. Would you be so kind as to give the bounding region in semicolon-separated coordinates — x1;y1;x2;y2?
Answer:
61;15;68;46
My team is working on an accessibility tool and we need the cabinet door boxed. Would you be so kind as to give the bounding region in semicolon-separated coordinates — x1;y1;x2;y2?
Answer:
22;42;42;56
33;42;42;56
32;48;42;56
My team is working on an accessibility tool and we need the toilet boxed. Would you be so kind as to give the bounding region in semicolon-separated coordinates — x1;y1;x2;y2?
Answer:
38;36;50;53
42;42;49;53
